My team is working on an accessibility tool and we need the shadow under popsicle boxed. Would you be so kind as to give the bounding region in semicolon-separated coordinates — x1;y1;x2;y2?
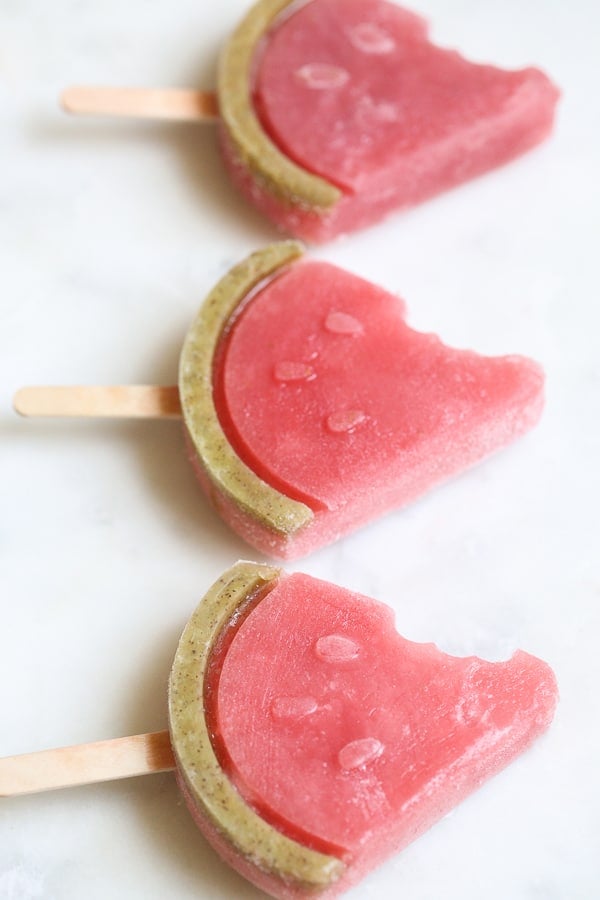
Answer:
8;316;254;563
26;41;281;246
126;334;257;561
117;620;265;899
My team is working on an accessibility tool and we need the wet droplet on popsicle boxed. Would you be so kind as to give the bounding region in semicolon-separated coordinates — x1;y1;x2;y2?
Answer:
274;361;315;382
315;634;361;662
327;410;366;433
348;23;396;54
295;63;350;89
271;696;318;719
338;737;384;770
325;311;363;335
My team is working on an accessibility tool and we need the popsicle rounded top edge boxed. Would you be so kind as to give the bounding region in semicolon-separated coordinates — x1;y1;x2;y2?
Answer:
179;241;314;538
168;560;345;890
218;0;342;211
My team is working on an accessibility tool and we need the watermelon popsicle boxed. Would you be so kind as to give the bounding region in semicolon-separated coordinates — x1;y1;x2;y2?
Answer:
183;241;546;557
1;562;559;898
222;0;560;242
63;0;559;242
15;242;545;558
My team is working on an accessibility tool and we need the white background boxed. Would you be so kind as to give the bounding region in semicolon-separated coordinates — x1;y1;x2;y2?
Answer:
1;1;599;898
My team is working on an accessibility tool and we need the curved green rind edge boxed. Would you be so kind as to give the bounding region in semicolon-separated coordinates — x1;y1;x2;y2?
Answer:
218;0;342;211
168;561;345;890
179;241;313;538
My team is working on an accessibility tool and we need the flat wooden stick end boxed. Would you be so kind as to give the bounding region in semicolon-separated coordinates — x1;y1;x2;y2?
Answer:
13;388;34;417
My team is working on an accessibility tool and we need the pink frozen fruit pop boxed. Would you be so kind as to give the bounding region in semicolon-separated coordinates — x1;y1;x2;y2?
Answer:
179;242;544;558
219;0;559;242
169;561;558;899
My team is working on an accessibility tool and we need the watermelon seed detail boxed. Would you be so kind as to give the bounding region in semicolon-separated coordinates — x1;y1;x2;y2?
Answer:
274;361;316;382
324;311;364;335
326;410;367;434
315;634;361;662
218;0;342;211
179;241;314;540
271;696;319;719
347;23;396;55
338;737;385;771
169;562;345;890
295;63;350;90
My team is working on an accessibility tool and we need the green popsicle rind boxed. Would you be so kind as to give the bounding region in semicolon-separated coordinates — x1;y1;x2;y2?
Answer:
179;241;313;539
218;0;342;211
168;561;345;890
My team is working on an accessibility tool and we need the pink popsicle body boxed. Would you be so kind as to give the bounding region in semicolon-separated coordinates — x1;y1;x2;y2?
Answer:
204;571;557;897
221;0;559;242
211;259;544;557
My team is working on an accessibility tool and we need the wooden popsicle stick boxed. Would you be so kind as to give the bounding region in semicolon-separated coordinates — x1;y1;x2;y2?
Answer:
60;86;219;122
0;731;175;797
13;385;182;419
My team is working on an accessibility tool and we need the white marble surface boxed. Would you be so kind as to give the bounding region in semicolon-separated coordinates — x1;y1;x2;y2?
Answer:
1;1;599;898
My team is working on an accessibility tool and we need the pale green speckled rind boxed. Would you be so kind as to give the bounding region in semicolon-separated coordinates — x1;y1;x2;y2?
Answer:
168;561;345;890
179;241;313;537
218;0;342;211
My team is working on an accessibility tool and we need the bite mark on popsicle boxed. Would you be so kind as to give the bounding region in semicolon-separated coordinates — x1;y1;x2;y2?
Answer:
219;0;559;241
0;563;559;896
170;562;557;899
182;243;544;557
